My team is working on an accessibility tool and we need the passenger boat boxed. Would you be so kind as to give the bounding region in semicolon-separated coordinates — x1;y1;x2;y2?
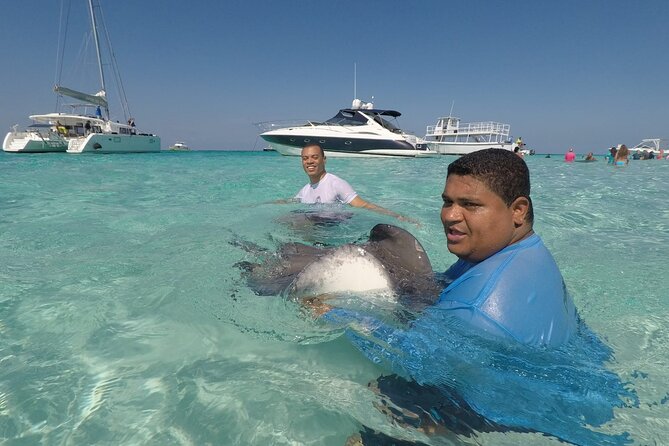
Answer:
423;116;515;155
258;99;435;158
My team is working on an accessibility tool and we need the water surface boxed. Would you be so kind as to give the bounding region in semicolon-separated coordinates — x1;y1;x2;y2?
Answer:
1;151;667;445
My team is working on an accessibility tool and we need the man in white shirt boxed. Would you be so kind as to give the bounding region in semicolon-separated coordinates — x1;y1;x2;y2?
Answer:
295;144;413;222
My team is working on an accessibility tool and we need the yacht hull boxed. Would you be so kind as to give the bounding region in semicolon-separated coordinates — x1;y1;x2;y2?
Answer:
66;133;161;153
261;134;428;158
427;141;515;155
3;131;67;153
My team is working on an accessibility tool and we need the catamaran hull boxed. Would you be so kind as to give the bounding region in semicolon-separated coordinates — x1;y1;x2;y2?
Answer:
66;133;161;153
2;132;67;153
261;134;431;158
427;141;515;155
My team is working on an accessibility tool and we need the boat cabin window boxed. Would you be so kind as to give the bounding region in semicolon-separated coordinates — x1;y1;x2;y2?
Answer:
325;110;367;126
373;115;401;132
73;125;86;136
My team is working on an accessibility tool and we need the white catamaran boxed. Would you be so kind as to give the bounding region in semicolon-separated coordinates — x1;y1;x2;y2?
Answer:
3;0;160;154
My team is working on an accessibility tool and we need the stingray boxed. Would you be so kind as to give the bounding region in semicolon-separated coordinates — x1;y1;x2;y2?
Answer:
235;224;441;309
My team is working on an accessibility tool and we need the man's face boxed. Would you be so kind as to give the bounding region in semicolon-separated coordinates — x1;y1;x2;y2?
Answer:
301;146;326;181
441;174;519;263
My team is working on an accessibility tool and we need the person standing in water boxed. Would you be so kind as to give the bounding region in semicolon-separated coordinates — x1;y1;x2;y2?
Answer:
614;144;629;166
565;148;576;162
292;144;415;222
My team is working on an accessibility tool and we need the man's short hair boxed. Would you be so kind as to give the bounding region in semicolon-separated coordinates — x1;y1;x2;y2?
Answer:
302;143;325;157
447;148;534;224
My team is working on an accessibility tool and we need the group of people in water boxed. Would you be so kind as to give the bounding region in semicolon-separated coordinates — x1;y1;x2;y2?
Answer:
562;144;668;164
278;143;588;444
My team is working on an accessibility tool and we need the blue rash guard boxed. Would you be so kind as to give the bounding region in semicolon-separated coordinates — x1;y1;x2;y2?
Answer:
438;233;578;347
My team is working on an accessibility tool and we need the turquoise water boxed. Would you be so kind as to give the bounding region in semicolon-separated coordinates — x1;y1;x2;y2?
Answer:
0;151;668;445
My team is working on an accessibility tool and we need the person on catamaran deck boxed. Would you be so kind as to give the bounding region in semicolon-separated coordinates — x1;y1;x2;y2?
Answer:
56;121;68;136
289;143;417;224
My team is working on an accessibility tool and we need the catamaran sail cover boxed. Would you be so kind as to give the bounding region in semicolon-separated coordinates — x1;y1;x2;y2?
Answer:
54;85;108;108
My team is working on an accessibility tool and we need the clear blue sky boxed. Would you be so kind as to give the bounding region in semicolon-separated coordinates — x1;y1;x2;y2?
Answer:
1;0;668;153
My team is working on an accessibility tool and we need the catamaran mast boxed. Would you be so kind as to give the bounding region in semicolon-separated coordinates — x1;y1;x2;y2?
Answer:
87;0;108;118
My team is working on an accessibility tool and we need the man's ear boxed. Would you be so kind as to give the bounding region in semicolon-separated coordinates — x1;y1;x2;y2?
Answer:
510;197;530;226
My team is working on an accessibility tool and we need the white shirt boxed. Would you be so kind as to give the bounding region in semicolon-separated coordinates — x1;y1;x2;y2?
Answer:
295;173;358;204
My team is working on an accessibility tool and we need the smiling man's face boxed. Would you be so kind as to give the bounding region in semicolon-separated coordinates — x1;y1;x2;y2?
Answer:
301;145;327;183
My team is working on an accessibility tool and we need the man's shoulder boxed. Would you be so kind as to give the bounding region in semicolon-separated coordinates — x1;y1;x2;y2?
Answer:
296;181;312;193
322;172;345;183
442;234;558;300
439;233;577;347
323;172;355;189
483;234;559;280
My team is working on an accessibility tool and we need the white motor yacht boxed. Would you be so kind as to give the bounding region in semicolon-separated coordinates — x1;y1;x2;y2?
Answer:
259;99;435;158
424;116;515;155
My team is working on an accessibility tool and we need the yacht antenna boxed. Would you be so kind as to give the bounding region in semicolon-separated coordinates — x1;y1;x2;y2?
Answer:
449;100;455;116
353;62;357;100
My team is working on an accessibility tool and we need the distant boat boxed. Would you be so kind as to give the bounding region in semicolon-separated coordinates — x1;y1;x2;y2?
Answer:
423;116;515;155
3;0;160;154
168;142;190;151
628;139;664;157
258;99;436;158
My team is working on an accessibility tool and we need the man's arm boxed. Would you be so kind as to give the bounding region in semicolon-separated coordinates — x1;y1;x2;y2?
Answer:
349;196;420;225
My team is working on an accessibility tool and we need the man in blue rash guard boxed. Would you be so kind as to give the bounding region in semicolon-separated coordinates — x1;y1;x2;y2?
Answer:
436;148;578;346
311;149;623;445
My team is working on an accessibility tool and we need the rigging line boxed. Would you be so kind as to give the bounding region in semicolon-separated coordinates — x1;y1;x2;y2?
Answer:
55;0;72;111
97;2;131;122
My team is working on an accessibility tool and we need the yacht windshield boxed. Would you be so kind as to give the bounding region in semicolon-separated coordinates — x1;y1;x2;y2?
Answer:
368;113;401;132
324;110;368;126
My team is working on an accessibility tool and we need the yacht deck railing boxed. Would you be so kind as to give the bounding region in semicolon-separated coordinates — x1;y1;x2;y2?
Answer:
426;121;510;137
